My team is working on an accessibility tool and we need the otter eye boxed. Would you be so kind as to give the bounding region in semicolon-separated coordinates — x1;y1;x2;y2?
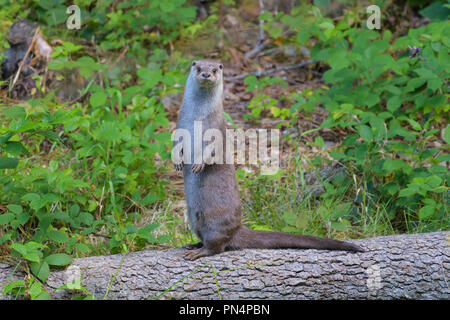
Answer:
212;69;217;74
197;67;201;73
219;64;223;70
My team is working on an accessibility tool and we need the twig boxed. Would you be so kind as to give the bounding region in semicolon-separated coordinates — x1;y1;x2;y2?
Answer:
244;0;266;60
112;45;129;67
225;60;316;81
9;26;40;93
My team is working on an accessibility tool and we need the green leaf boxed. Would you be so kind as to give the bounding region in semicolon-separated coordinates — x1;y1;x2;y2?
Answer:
22;193;40;202
2;280;26;295
419;2;450;21
399;187;417;197
0;213;14;225
30;261;50;282
25;241;46;250
406;119;421;131
10;243;27;256
330;221;348;231
314;0;331;8
79;212;94;226
141;194;158;205
4;141;29;156
139;223;159;233
422;198;436;206
297;30;310;44
426;175;442;188
358;124;373;141
47;230;69;244
427;94;445;109
45;253;72;266
3;106;25;119
268;26;283;39
75;243;90;253
383;159;406;173
77;56;101;79
386;96;402;112
259;11;272;20
428;78;442;91
385;182;399;195
159;1;175;12
0;132;14;145
41;131;62;143
406;78;427;92
7;204;23;215
318;21;334;30
443;125;450;145
26;194;46;211
23;251;41;263
0;157;19;169
93;122;121;143
69;204;80;217
90;92;107;108
419;205;435;220
16;211;30;225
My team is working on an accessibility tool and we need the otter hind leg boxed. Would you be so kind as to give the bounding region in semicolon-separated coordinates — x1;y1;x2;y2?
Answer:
184;247;218;260
183;231;228;260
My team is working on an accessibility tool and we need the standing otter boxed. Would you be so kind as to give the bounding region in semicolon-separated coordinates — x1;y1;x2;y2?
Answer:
173;60;363;260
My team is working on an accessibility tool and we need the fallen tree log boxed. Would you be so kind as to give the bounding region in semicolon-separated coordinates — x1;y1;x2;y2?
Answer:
1;231;449;300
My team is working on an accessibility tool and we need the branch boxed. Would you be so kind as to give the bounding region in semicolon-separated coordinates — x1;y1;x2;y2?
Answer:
244;0;267;60
9;27;40;93
226;60;315;81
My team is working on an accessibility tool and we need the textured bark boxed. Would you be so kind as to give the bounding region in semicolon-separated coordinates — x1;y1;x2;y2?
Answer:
1;231;449;300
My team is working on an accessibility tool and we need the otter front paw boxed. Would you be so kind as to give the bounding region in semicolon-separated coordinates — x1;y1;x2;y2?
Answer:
174;161;184;171
191;163;205;173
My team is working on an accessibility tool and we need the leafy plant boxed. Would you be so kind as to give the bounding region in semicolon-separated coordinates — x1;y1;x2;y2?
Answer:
0;36;178;298
243;75;288;122
274;8;450;231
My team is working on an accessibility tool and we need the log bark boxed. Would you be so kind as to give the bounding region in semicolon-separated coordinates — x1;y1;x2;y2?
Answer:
1;231;449;300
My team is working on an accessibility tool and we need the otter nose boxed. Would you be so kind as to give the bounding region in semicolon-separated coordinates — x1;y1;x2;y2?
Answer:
202;73;210;78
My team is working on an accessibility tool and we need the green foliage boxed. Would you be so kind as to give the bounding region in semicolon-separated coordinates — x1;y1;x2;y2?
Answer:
419;1;450;21
243;76;288;122
275;9;450;231
25;0;197;64
1;0;449;300
0;39;179;296
2;276;50;300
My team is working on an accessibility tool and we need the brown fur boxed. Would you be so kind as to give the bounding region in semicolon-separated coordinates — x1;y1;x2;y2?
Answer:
175;60;364;260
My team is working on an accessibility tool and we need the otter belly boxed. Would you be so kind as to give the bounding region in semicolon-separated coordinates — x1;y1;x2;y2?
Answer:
182;164;241;239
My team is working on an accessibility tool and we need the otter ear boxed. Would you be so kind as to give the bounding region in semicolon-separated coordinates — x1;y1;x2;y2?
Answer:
192;61;197;66
219;64;223;70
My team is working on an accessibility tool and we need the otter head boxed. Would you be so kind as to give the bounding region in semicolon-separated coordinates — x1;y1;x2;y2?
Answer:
191;60;223;89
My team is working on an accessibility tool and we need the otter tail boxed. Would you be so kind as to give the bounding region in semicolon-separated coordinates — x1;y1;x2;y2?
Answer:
229;226;364;252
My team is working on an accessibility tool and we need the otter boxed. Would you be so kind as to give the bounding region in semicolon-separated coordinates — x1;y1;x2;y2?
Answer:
173;60;363;260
